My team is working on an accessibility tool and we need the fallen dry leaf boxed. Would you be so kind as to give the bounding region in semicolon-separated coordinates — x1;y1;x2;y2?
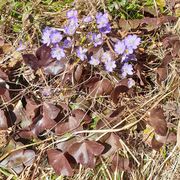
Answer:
55;116;81;135
156;54;172;84
72;109;91;124
0;149;35;174
0;109;8;130
0;37;4;47
43;102;60;120
147;107;168;136
110;79;129;104
47;149;73;176
23;45;53;70
151;135;163;151
134;64;146;86
119;16;178;31
32;115;56;136
103;133;122;158
74;65;83;82
155;132;176;144
56;138;77;152
88;78;113;97
67;140;104;168
111;154;131;172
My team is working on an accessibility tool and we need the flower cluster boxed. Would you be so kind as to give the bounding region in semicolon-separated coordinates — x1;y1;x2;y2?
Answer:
40;9;141;87
114;35;141;78
65;10;79;36
96;12;111;34
114;35;141;56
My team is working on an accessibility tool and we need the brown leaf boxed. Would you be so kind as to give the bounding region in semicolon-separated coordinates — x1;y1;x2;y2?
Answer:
67;140;104;168
57;138;77;152
155;132;177;144
103;133;122;158
172;40;180;57
156;54;172;84
23;45;53;70
0;68;8;80
156;67;168;84
147;107;168;136
88;78;113;97
13;99;38;128
110;79;129;104
47;149;73;176
111;154;131;172
119;16;178;32
0;109;8;130
110;85;128;104
0;69;9;96
25;98;39;120
44;60;66;75
134;64;146;86
35;45;52;67
85;76;101;88
0;37;4;47
119;19;141;31
23;54;39;70
162;35;179;48
0;149;35;174
18;130;37;139
151;135;163;151
43;102;60;120
72;109;91;124
0;80;7;95
55;116;80;135
74;65;83;82
33;115;56;135
109;106;125;119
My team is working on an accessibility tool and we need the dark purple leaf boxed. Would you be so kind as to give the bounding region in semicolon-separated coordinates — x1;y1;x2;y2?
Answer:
22;54;39;70
0;109;8;130
67;140;104;168
47;149;73;176
36;45;52;67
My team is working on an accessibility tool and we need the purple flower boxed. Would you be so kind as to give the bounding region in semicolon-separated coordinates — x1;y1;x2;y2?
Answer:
128;78;135;88
92;33;103;47
76;47;87;61
83;16;93;23
42;27;54;46
99;23;111;34
121;63;133;78
69;17;79;27
89;56;100;66
50;30;63;44
96;12;109;29
51;45;65;61
64;25;76;36
121;54;136;63
16;41;26;51
114;40;126;55
124;35;141;50
42;86;51;96
101;51;112;63
87;32;93;41
67;10;78;19
64;18;78;36
63;37;72;48
123;47;134;55
105;60;116;72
